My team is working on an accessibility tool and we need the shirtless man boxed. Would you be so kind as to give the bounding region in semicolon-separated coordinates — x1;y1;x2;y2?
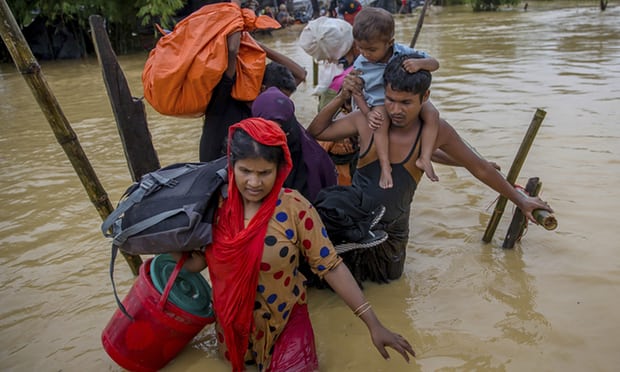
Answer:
307;54;553;283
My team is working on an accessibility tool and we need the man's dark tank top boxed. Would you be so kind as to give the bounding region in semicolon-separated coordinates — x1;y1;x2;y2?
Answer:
352;126;423;237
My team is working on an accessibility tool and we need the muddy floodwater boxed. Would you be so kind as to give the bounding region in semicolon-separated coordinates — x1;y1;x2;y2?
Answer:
1;2;619;371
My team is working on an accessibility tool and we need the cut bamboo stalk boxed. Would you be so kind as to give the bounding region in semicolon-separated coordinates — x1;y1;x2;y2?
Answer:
0;1;142;275
533;209;557;230
528;181;558;230
482;108;547;243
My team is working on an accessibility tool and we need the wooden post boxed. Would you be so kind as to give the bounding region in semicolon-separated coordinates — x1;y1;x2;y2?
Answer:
89;15;160;181
410;0;431;49
0;1;142;275
313;59;318;87
502;177;539;248
482;108;547;243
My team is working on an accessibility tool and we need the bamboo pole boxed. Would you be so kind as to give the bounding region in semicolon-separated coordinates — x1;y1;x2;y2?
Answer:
482;108;547;243
410;0;431;48
0;0;142;275
533;209;557;230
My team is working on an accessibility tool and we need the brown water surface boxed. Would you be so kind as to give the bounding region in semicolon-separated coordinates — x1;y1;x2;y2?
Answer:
1;3;619;371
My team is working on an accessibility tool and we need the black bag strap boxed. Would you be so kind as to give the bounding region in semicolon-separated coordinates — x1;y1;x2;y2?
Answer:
109;244;133;320
101;164;201;238
112;207;187;247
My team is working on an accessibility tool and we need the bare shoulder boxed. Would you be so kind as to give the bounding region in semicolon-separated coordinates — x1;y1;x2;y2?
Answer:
435;118;459;148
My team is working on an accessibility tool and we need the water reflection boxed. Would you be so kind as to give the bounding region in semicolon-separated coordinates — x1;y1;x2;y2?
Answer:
1;3;620;371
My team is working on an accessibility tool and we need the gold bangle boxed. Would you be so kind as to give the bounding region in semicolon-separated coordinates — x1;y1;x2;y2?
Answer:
354;302;371;317
352;301;369;315
357;305;372;318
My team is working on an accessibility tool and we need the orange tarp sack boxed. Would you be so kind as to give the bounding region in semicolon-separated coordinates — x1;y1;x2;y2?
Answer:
142;3;281;117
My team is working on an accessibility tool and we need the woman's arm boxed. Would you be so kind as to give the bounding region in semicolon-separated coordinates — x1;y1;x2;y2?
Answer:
225;32;241;78
257;41;307;86
323;263;416;362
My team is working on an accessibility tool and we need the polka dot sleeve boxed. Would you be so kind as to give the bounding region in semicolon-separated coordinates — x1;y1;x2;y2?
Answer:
281;189;342;278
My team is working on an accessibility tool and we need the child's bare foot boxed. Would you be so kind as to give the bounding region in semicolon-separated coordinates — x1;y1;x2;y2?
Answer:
379;166;393;189
416;157;439;182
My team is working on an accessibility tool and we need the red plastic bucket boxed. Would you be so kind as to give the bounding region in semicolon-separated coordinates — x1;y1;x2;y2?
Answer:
101;256;215;372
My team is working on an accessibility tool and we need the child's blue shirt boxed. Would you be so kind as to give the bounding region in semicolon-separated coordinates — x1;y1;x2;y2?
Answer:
353;43;429;107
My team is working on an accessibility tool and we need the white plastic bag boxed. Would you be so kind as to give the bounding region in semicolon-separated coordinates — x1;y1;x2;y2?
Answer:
298;16;353;62
313;61;343;95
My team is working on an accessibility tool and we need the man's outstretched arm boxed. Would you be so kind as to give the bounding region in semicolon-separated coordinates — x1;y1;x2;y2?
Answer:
435;120;552;223
258;41;307;86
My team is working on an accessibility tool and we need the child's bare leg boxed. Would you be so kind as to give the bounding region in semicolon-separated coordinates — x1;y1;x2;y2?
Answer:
369;106;392;189
416;118;440;182
416;156;438;182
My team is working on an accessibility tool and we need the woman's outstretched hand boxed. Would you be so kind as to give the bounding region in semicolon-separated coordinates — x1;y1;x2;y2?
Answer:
369;325;416;362
323;263;416;363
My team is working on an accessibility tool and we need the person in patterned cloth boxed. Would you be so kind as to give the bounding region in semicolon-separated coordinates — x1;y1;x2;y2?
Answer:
173;118;415;371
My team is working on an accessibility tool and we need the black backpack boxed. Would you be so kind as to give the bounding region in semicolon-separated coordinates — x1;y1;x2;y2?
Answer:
101;156;228;317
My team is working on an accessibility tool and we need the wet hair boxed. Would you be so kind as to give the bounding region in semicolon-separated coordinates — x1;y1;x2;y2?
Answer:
262;62;297;94
352;7;394;43
383;54;432;102
230;129;284;167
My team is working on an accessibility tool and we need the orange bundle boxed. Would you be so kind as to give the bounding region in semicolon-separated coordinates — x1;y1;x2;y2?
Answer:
142;3;281;117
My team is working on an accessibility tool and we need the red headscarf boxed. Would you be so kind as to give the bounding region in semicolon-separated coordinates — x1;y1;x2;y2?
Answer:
206;118;292;371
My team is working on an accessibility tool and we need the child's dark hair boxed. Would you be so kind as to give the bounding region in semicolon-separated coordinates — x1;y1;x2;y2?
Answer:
230;129;284;167
383;54;432;102
262;62;297;94
352;7;394;43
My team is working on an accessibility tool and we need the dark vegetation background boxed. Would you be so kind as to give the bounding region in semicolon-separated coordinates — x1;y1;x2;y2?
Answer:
1;0;608;63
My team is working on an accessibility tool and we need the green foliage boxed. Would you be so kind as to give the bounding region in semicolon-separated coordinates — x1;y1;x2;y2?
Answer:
135;0;185;30
469;0;520;11
6;0;186;31
4;0;188;58
435;0;467;6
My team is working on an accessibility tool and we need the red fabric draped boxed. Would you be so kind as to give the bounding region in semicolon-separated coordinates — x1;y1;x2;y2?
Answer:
206;118;292;371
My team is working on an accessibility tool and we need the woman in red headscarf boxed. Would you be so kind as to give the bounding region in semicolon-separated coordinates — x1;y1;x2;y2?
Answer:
176;118;414;371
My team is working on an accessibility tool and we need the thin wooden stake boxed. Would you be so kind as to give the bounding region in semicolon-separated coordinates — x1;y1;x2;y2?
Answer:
313;59;318;87
482;108;547;243
0;0;142;275
410;0;431;49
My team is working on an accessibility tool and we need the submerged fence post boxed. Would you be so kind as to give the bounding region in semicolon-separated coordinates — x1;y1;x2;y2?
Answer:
482;108;547;243
0;0;142;275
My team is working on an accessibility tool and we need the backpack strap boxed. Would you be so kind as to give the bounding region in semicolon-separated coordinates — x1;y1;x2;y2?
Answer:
109;244;133;320
101;165;200;238
217;168;228;199
112;207;187;247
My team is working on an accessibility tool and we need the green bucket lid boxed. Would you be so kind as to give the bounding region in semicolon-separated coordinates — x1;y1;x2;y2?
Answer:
150;254;214;318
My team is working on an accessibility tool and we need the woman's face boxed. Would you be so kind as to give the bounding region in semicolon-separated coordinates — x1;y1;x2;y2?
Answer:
233;157;278;204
